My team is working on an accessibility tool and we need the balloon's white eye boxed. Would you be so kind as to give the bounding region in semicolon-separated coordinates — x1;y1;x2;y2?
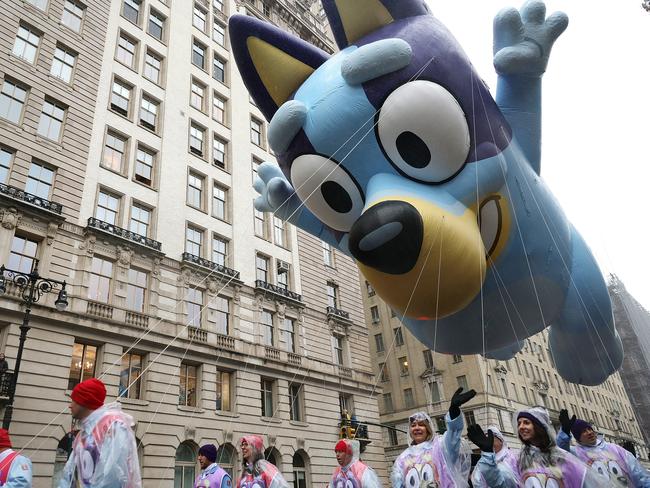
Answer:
290;154;364;231
420;464;434;482
251;483;263;488
592;461;608;476
545;479;560;488
524;477;543;488
405;468;420;488
608;461;623;476
336;481;344;488
377;80;470;183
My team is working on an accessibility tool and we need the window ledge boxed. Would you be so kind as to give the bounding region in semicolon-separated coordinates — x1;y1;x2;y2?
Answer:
215;410;239;418
289;420;309;428
35;135;63;152
259;416;282;424
118;397;150;407
178;405;204;414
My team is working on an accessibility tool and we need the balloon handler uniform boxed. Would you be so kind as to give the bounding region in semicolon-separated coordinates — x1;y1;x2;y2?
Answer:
329;439;381;488
58;379;142;488
237;436;288;488
0;429;32;487
391;388;474;488
469;426;517;488
469;407;609;488
556;409;650;487
195;444;232;488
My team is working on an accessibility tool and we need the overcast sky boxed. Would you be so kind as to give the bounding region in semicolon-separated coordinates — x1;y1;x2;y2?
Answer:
425;0;650;310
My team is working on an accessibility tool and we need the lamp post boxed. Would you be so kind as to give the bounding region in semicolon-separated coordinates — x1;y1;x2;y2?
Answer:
0;258;68;430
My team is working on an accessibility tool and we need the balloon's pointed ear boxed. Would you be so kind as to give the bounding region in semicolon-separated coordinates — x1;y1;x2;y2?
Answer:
322;0;430;49
229;15;329;122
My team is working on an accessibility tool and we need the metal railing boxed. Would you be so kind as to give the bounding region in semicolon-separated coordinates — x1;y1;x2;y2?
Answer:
182;253;240;280
87;218;162;252
255;280;302;302
0;183;63;214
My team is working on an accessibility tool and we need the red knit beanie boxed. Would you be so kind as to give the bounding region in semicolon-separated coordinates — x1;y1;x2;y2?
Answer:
71;378;106;410
334;440;351;454
0;429;11;449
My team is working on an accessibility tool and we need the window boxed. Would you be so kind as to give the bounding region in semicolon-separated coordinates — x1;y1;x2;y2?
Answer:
27;0;47;10
174;442;196;487
399;356;409;376
254;207;267;238
68;343;97;390
179;363;197;406
256;254;269;282
292;452;308;488
423;350;434;369
22;162;52;202
122;0;141;23
213;21;225;46
252;158;261;184
322;241;333;266
452;354;463;363
261;310;274;346
216;369;232;410
404;388;415;409
281;318;295;352
212;235;227;267
187;172;204;209
185;225;203;256
126;268;147;312
289;383;303;421
102;131;127;172
192;39;206;69
430;381;441;403
190;79;206;111
464;410;476;427
332;335;344;365
37;100;65;141
370;306;380;324
262;1;271;16
187;289;203;328
216;444;235;478
7;236;38;273
388;429;398;447
250;117;263;146
111;79;132;117
326;282;338;308
213;93;226;124
0;79;28;124
393;327;404;346
212;184;227;220
189;122;205;157
500;378;509;397
140;95;159;131
273;217;286;247
134;146;155;186
193;3;207;31
383;393;393;412
129;203;151;237
51;45;76;83
366;281;375;296
143;50;162;84
213;0;224;12
261;378;274;417
374;334;384;353
148;10;165;40
119;351;143;399
116;33;136;68
88;257;113;302
62;0;85;31
457;375;469;391
378;363;389;382
0;147;12;183
13;25;41;64
96;190;120;224
213;55;225;83
213;135;227;169
215;296;229;335
277;261;289;290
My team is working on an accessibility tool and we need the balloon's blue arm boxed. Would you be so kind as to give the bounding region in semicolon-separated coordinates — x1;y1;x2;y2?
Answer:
493;0;568;175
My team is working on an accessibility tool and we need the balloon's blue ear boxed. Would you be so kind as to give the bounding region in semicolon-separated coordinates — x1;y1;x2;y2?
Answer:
229;15;329;122
322;0;430;49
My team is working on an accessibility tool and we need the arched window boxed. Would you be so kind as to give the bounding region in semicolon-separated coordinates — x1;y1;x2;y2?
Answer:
292;450;310;488
175;441;198;487
216;442;236;478
264;446;281;470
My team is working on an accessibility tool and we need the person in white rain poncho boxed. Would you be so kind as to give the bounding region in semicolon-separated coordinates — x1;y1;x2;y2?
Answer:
58;378;142;488
329;439;381;488
469;426;517;488
391;388;475;488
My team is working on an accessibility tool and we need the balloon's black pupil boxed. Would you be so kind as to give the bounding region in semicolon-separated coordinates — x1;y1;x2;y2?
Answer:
321;181;352;213
396;131;431;169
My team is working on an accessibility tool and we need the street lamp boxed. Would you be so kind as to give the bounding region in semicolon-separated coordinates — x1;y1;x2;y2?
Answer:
0;258;68;430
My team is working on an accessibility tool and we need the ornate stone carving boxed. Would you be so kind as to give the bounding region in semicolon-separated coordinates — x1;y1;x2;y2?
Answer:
233;285;241;304
178;268;192;285
296;437;305;450
1;208;21;230
207;278;219;295
184;424;196;440
152;258;161;277
46;221;59;245
254;294;264;311
267;434;276;447
117;246;133;267
79;233;96;255
223;429;233;443
275;301;286;318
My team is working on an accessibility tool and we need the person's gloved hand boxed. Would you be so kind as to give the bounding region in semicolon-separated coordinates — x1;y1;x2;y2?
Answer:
467;424;494;453
449;387;477;419
559;408;576;435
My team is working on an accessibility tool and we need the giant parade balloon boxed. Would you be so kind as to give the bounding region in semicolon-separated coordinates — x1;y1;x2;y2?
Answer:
229;0;623;385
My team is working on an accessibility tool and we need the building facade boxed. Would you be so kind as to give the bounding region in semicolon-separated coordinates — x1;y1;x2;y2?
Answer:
0;0;387;486
361;279;650;470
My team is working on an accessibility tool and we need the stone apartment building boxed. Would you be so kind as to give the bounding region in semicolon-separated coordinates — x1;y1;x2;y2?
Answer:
0;0;387;486
361;279;650;469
